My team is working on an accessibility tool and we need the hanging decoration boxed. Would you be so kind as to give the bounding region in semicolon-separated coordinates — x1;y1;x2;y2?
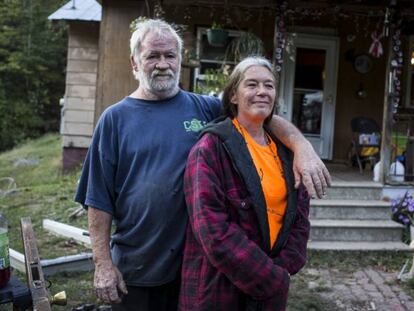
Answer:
274;11;286;75
273;2;290;91
389;18;403;115
369;30;384;58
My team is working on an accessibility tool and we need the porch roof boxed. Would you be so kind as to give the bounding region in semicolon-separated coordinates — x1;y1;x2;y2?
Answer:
48;0;101;22
161;0;414;16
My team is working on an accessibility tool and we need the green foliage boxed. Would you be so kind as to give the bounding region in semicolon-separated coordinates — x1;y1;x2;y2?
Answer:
210;22;223;30
0;134;96;308
0;134;88;257
0;0;67;151
225;31;264;63
194;68;230;96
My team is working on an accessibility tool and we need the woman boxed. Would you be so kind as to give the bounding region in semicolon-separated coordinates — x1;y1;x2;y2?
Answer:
179;57;311;311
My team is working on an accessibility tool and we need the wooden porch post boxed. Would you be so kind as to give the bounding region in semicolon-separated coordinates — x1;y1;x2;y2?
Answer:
94;0;149;125
379;34;394;184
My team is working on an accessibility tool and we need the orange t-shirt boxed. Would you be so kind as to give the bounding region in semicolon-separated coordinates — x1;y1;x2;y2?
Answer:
233;119;288;247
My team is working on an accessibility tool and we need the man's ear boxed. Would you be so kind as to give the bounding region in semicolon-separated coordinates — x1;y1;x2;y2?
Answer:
130;55;138;71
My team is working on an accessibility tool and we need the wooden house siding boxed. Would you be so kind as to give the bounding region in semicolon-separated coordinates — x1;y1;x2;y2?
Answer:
62;22;99;148
333;20;387;160
95;0;146;122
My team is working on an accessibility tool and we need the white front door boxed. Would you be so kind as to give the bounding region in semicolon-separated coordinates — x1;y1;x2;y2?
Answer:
279;34;339;159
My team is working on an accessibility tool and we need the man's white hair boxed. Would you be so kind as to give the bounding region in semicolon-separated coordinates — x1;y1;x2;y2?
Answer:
130;19;183;80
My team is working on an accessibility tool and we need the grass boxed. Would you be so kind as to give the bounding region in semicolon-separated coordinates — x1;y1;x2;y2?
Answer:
0;134;88;256
288;269;336;311
307;250;413;272
0;134;96;308
1;134;414;310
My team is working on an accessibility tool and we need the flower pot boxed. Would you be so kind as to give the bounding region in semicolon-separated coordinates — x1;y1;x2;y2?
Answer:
181;59;200;68
207;29;228;47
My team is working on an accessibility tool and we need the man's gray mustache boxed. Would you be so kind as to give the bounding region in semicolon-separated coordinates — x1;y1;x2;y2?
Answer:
152;70;174;78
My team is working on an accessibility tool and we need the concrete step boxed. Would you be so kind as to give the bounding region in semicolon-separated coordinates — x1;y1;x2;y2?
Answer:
308;241;411;251
326;181;383;200
310;199;391;220
310;219;404;242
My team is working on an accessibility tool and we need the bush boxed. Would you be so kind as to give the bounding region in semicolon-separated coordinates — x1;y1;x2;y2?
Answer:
0;0;67;151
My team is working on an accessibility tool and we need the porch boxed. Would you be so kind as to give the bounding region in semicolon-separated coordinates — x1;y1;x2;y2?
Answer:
309;162;412;251
328;162;373;183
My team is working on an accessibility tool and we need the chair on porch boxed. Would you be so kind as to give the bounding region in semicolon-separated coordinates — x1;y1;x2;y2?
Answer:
348;117;381;173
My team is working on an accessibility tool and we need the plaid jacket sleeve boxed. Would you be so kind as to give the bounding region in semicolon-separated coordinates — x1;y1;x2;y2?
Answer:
184;134;289;300
273;185;310;275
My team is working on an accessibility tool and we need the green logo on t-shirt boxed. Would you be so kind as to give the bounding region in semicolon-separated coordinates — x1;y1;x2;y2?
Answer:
183;118;207;132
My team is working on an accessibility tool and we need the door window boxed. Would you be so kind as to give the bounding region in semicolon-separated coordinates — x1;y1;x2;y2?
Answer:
292;48;326;135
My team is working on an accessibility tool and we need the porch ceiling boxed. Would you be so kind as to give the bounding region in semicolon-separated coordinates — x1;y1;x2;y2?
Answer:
162;0;414;15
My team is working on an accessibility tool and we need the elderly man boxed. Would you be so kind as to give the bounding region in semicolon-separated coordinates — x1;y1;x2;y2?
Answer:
75;19;330;310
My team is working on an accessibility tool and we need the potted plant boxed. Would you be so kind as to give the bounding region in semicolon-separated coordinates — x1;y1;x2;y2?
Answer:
182;48;200;68
207;22;229;47
225;31;264;62
195;67;230;96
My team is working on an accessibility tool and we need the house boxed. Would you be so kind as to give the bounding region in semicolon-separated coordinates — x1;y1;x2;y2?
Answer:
51;0;414;180
49;0;101;169
50;0;414;250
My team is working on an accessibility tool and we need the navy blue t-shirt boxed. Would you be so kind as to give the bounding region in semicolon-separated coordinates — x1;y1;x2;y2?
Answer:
75;90;221;286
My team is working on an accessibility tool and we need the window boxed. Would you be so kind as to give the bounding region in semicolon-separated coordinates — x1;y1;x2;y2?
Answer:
193;27;243;93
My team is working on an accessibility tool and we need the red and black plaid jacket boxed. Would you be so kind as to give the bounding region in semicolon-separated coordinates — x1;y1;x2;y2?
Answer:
179;118;310;311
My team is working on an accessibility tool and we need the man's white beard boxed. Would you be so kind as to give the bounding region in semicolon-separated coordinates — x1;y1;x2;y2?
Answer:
138;67;180;96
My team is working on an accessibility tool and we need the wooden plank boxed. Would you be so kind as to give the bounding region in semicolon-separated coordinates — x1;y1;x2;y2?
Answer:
66;85;96;98
68;47;99;61
64;110;95;124
43;219;91;247
21;217;52;311
66;72;97;86
67;59;98;74
41;253;94;276
68;23;100;49
61;122;94;136
65;97;95;111
62;135;92;148
9;248;94;276
9;248;26;273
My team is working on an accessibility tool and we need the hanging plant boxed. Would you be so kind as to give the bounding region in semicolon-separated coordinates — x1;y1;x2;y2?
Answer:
225;31;264;62
207;22;229;47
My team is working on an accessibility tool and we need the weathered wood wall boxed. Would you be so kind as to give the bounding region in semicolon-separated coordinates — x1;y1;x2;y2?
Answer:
62;22;99;149
94;0;146;123
333;20;387;160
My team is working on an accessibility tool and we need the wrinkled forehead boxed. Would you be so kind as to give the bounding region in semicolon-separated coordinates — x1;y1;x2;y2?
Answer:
140;31;179;53
242;65;275;81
